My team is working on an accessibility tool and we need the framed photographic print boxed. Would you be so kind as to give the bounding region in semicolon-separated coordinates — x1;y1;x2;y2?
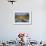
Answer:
14;11;32;25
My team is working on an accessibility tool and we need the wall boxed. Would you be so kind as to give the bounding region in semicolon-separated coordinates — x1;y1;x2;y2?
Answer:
0;0;46;42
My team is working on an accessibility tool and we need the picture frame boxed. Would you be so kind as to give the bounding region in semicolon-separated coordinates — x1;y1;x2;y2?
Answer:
13;11;32;25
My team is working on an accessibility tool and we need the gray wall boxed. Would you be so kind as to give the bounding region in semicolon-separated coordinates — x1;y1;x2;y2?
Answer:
0;0;46;41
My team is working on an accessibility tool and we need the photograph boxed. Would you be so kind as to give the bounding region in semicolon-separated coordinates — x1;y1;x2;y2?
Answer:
14;11;32;25
15;13;29;22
